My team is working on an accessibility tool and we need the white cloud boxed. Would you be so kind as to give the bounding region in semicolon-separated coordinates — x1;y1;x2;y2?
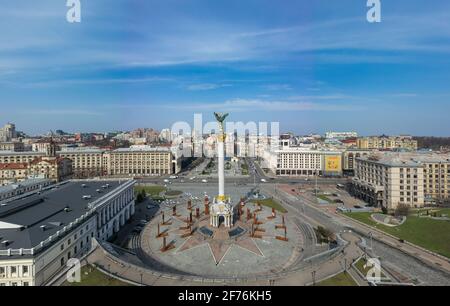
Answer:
170;98;365;112
186;83;230;91
263;84;292;91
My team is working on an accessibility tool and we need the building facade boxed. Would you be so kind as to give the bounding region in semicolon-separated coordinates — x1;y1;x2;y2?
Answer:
0;123;16;142
0;179;135;286
270;148;343;177
0;163;29;185
59;149;107;178
28;157;73;182
325;131;358;140
0;142;24;152
352;152;450;209
352;154;425;210
0;147;179;180
106;147;175;176
357;135;418;151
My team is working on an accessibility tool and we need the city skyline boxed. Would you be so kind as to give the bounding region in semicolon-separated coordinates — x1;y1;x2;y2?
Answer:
1;0;450;136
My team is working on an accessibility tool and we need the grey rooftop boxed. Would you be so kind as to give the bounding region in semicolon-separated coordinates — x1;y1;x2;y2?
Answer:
0;180;126;256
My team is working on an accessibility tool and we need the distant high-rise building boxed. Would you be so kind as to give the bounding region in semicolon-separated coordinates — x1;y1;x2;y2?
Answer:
0;123;16;142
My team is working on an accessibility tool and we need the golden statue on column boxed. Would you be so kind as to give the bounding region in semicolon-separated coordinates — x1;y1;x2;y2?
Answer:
210;112;233;228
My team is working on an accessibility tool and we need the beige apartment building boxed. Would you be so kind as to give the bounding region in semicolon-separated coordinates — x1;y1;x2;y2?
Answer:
0;157;72;185
0;163;29;185
0;147;178;180
420;155;450;203
352;152;450;210
352;154;425;210
59;149;107;178
106;148;174;176
342;149;372;174
357;135;418;151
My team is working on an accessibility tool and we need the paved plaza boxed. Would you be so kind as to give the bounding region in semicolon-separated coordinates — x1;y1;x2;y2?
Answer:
139;185;303;278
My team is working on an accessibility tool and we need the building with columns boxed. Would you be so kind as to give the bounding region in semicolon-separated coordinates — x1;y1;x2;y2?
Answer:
0;179;135;286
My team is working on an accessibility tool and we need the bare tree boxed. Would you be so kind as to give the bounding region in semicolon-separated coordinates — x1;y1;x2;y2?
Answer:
394;203;410;217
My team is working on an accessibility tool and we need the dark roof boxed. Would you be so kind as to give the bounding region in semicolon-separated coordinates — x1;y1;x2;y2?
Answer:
0;180;125;254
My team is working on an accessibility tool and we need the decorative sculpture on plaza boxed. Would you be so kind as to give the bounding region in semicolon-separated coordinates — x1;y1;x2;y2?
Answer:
210;112;233;228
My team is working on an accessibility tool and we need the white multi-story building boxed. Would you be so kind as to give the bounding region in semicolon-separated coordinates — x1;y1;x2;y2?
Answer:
325;131;358;140
0;179;135;286
261;147;343;177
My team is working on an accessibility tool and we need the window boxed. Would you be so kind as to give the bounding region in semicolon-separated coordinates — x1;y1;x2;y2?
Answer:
22;266;29;276
23;282;29;286
10;266;17;277
0;267;5;278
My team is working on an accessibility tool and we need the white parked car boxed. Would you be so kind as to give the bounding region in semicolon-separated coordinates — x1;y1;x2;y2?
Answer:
260;179;267;183
202;179;208;183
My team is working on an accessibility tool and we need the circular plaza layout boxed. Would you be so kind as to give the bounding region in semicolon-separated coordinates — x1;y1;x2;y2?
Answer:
139;197;304;279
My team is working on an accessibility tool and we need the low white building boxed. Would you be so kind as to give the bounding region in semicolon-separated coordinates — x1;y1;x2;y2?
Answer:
0;179;135;286
261;147;343;177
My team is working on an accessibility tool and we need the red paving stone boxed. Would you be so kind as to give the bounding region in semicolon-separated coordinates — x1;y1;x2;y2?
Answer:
212;226;230;240
208;240;231;265
177;236;205;253
236;238;263;256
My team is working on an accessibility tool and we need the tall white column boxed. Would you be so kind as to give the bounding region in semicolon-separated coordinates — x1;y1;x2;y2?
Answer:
218;139;225;198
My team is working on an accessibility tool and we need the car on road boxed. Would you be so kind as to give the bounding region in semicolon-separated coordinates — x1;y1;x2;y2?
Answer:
163;179;169;183
336;206;348;213
260;179;267;183
170;175;179;179
202;179;208;183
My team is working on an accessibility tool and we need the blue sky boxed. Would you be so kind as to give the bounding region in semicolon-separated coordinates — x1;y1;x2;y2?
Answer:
0;0;450;136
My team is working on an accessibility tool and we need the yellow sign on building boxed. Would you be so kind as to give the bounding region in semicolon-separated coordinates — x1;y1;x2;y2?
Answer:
325;155;342;172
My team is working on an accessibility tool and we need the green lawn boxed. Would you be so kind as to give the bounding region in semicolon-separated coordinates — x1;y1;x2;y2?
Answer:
317;194;333;203
165;190;183;197
354;257;387;279
135;185;166;198
345;211;450;258
63;265;131;286
250;198;287;213
315;272;357;286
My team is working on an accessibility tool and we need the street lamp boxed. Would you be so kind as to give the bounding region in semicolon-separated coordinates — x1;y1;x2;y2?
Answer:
140;273;143;286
